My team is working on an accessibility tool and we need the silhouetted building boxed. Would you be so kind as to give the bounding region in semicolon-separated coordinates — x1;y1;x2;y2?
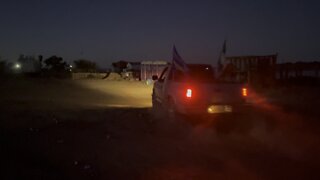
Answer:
112;60;168;80
223;54;277;85
277;61;320;79
140;61;168;81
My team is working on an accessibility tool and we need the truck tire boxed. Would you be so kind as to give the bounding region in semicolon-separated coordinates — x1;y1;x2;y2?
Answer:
152;98;165;120
166;98;184;122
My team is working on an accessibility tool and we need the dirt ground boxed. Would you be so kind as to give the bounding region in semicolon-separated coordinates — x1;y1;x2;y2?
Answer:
1;78;319;180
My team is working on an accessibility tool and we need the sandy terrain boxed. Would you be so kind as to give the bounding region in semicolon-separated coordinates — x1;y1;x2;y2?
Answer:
0;78;319;180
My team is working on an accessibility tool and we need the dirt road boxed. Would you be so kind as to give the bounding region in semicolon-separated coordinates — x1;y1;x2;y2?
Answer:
1;79;319;180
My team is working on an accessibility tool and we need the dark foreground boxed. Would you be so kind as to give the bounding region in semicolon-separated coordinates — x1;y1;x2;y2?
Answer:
1;79;320;180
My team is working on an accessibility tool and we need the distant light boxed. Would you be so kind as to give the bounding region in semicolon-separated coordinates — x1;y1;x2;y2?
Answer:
69;65;73;68
205;67;209;70
14;63;21;69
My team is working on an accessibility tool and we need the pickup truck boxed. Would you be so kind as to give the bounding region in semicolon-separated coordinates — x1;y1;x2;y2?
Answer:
152;64;250;119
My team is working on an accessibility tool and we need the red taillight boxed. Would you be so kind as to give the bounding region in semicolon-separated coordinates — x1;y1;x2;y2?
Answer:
242;88;248;97
186;89;192;98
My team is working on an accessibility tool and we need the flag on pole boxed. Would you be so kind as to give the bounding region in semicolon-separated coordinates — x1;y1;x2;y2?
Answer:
217;40;227;72
172;45;188;72
222;39;226;54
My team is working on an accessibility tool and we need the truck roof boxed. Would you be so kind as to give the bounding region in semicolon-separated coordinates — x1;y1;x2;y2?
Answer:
171;64;215;83
186;64;213;68
169;63;212;67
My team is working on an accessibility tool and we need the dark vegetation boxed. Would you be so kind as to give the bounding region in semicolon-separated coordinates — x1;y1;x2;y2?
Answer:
73;59;97;73
0;60;6;74
112;60;128;73
44;56;69;72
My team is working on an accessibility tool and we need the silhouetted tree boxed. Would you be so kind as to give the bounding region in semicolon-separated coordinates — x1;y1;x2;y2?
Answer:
0;59;7;74
38;55;43;69
44;56;68;72
112;60;128;73
73;59;97;72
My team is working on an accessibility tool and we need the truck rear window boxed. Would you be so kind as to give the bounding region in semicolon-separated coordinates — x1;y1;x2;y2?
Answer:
173;64;215;83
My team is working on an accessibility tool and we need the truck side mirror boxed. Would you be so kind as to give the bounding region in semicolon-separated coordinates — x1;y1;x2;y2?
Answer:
152;75;158;81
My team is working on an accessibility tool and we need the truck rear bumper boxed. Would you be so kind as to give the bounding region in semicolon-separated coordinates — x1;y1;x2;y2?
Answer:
176;103;252;115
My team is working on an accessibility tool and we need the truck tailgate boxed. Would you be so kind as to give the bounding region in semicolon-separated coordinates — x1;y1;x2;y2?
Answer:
199;83;245;104
171;82;246;105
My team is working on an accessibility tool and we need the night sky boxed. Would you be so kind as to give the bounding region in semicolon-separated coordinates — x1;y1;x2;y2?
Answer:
0;0;319;67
